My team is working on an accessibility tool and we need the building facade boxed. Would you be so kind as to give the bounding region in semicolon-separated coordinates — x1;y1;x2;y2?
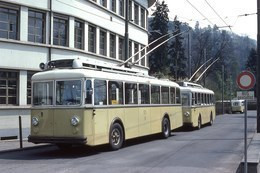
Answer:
0;0;155;116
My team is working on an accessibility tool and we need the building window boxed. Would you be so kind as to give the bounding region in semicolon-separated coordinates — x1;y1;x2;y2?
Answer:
53;17;68;46
74;20;84;49
88;25;96;53
110;0;116;13
110;33;116;58
0;7;18;40
0;71;18;105
134;43;139;62
100;0;107;7
141;45;145;66
129;40;132;58
141;8;145;28
28;10;45;43
119;0;124;17
134;3;139;25
27;72;35;105
119;37;124;60
100;29;107;56
129;0;132;21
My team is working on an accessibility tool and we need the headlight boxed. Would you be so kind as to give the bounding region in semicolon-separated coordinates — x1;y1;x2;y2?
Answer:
71;116;80;126
32;117;39;126
184;112;190;117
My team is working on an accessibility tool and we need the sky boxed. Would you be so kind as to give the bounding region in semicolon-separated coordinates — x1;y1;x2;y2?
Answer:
150;0;257;40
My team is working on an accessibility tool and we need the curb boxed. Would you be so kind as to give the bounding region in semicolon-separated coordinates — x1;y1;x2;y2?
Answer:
236;133;260;173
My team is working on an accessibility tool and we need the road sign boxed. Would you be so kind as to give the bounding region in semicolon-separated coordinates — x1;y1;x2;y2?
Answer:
237;91;255;100
236;71;256;90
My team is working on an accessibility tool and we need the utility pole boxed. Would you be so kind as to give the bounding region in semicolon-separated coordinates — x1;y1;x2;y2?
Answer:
175;51;179;81
222;65;224;115
204;48;206;86
257;0;260;132
188;31;192;78
124;0;129;67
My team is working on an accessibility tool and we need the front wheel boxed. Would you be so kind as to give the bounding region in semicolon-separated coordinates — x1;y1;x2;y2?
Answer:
209;113;213;126
161;117;170;139
109;123;124;150
197;116;201;130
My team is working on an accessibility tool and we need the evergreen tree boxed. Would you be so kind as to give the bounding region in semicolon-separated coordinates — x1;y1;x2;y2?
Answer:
246;48;257;76
149;0;169;75
168;16;187;80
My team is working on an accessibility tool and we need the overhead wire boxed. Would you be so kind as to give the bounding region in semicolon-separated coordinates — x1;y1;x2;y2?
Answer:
204;0;232;31
185;0;215;26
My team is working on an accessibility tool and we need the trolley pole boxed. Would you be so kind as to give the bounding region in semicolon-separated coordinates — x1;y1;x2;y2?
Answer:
257;0;260;133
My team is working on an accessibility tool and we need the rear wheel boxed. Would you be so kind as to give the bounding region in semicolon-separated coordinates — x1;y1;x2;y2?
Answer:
109;123;124;150
161;117;170;139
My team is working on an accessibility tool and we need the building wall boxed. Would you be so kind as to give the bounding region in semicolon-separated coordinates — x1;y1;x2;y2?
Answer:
0;0;151;116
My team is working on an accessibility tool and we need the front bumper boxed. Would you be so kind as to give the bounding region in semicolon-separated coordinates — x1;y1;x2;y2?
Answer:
28;135;87;144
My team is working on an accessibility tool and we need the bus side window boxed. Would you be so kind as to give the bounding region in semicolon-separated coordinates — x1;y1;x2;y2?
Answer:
151;85;160;104
85;80;92;104
170;87;175;104
139;84;150;104
125;83;137;104
176;87;181;104
108;81;123;105
195;92;198;105
94;80;107;105
161;86;169;104
192;93;195;105
198;93;201;105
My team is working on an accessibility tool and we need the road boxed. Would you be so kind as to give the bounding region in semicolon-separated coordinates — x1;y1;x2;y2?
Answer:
0;111;257;173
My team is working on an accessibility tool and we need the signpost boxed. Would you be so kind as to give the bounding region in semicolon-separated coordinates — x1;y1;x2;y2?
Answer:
236;71;256;173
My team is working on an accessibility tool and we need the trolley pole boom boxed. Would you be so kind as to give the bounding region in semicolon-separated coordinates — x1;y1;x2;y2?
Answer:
131;30;190;66
188;58;213;81
118;32;175;67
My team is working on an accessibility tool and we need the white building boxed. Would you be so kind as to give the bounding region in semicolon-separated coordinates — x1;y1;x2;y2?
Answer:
0;0;155;116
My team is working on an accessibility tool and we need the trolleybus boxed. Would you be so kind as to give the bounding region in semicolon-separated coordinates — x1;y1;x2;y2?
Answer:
179;82;215;129
231;99;244;113
28;59;183;150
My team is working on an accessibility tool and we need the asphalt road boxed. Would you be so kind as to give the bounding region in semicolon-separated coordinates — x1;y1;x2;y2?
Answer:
0;111;257;173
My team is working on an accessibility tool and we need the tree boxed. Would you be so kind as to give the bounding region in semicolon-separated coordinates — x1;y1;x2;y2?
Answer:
246;48;257;76
168;16;187;80
149;0;169;75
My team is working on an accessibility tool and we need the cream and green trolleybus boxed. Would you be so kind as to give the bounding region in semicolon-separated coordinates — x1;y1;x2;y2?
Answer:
179;82;216;129
28;59;183;150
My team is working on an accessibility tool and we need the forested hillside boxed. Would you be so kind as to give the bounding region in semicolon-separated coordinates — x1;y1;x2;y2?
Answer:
148;1;256;100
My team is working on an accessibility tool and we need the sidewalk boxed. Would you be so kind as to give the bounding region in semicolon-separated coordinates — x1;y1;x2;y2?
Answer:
237;133;260;173
0;115;40;153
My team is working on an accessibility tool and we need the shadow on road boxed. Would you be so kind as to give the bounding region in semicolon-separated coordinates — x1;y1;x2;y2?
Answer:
0;134;174;160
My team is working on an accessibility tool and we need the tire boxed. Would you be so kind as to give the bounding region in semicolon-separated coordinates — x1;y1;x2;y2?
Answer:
109;123;124;150
161;117;170;139
209;113;213;126
197;116;201;130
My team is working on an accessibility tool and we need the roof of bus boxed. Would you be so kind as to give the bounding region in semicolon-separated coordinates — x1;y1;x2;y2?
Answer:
179;86;214;94
32;68;180;87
